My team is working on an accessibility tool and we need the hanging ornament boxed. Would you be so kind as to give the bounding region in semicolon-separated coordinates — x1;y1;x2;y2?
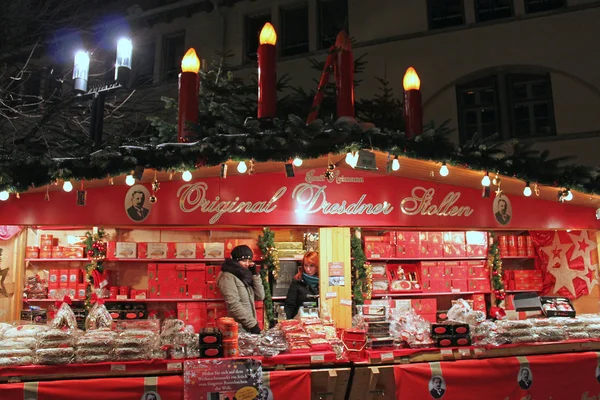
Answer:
45;186;50;201
108;177;114;186
534;183;540;197
492;173;500;186
150;173;159;204
495;178;503;197
324;164;336;181
248;160;256;175
76;181;87;206
16;193;20;199
169;172;174;181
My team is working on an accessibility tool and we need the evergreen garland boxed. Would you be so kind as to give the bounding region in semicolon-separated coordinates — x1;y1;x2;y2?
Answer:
351;228;368;305
488;233;506;308
257;227;277;328
83;228;107;309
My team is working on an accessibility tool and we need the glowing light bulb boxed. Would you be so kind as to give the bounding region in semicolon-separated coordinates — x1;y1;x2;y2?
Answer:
63;181;73;192
565;190;573;201
392;157;400;171
293;157;303;167
237;161;248;174
481;173;490;187
523;183;532;197
125;175;135;186
0;191;8;201
182;170;192;182
439;163;449;177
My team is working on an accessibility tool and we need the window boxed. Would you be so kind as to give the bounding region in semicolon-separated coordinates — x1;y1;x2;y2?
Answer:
134;42;156;86
428;0;464;30
317;0;348;49
163;32;185;81
245;12;271;62
457;72;555;142
280;3;309;57
475;0;513;22
524;0;564;13
457;77;500;142
509;74;554;137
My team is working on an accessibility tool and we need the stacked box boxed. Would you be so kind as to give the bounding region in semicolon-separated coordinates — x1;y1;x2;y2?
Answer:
431;322;471;347
177;302;207;333
198;327;223;358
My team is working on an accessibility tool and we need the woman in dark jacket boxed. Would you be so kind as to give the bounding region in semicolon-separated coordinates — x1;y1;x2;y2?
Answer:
284;251;319;319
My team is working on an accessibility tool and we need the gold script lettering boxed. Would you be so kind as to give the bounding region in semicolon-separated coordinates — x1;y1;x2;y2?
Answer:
292;183;393;215
400;186;474;217
177;183;287;224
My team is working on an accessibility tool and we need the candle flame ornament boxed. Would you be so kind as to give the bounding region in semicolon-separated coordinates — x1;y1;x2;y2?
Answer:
257;23;277;118
403;67;423;139
178;48;201;143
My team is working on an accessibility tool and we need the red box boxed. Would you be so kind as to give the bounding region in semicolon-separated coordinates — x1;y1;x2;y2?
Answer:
468;279;491;292
451;279;468;292
430;264;446;280
148;264;158;298
396;243;419;258
419;262;436;278
48;269;59;288
205;301;227;327
187;264;207;299
412;298;437;313
396;231;419;245
427;244;444;258
507;235;518;257
422;280;432;291
225;239;262;259
468;265;489;278
76;283;87;300
451;263;468;279
419;313;437;323
466;244;488;258
67;270;80;284
443;243;466;258
59;269;69;289
138;242;176;259
443;232;465;245
205;265;221;281
498;236;508;253
206;281;222;299
365;242;394;259
526;236;535;256
177;302;206;333
429;280;451;292
424;232;443;245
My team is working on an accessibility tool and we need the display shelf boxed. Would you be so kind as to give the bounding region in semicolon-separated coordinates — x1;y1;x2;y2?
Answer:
501;256;536;259
25;258;226;263
367;256;487;262
23;298;225;303
505;290;539;293
25;258;89;262
371;291;490;298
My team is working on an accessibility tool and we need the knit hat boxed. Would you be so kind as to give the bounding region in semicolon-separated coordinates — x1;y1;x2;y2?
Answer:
231;245;253;261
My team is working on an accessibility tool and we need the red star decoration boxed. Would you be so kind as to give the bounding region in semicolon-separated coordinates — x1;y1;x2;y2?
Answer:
587;268;596;283
552;246;562;258
578;238;590;253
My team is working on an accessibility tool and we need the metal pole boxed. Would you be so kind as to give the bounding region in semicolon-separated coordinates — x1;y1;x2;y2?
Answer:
90;91;106;148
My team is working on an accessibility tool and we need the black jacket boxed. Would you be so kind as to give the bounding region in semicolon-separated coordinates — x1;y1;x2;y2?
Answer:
284;278;319;319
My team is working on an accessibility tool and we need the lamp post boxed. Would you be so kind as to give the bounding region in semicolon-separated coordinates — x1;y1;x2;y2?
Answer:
73;37;133;148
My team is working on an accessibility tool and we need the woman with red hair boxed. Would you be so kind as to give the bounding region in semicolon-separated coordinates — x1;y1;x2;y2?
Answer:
284;251;319;319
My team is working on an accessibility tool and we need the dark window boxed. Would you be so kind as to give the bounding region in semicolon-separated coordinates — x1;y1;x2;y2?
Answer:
475;0;513;22
509;74;554;137
524;0;564;13
134;42;156;86
245;13;271;62
428;0;464;30
280;3;309;57
317;0;348;49
163;32;185;81
457;72;555;142
457;77;500;142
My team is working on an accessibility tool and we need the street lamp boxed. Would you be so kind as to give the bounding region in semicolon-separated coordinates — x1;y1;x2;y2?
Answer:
72;37;133;148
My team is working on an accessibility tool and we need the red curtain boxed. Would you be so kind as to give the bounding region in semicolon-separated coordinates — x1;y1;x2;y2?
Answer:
530;230;598;299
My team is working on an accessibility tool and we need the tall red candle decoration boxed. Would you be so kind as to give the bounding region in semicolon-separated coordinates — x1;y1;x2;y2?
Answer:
403;66;423;139
334;31;354;119
178;48;200;143
257;22;277;118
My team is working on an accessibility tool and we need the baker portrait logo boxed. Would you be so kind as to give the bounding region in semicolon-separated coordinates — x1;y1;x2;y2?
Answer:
125;184;152;222
305;169;364;185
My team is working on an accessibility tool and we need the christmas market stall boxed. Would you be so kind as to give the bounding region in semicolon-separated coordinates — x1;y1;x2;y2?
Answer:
1;26;600;400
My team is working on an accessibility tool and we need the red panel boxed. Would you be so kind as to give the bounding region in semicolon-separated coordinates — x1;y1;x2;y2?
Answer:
0;168;597;229
394;351;599;400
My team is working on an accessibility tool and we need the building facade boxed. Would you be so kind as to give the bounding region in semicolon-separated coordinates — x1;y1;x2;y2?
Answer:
17;0;600;166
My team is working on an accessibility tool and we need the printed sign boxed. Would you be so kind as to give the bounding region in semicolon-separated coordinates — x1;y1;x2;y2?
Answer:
184;358;262;400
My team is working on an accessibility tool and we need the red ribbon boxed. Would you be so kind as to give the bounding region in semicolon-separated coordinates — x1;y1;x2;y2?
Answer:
90;293;105;305
490;306;506;320
55;295;72;309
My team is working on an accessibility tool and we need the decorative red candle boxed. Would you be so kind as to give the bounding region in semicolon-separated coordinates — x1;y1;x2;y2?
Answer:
334;31;354;119
403;66;423;139
306;46;335;124
257;22;277;118
178;48;200;143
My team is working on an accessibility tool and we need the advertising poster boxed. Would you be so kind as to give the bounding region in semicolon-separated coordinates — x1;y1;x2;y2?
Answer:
184;358;262;400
